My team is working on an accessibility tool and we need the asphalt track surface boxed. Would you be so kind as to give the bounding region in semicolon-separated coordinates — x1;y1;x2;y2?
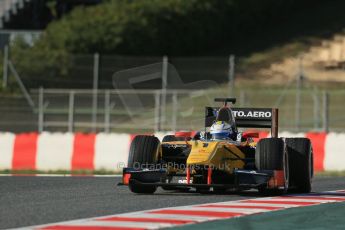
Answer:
0;176;344;229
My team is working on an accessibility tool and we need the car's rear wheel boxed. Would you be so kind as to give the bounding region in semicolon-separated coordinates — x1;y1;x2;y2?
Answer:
162;135;188;142
127;135;159;194
286;138;313;193
255;138;289;195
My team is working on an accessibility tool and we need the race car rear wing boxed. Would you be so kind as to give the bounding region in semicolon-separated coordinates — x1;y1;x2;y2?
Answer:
205;107;279;138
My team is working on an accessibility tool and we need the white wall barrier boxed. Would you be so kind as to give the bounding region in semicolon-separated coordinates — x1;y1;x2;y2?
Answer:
0;132;344;172
324;133;345;171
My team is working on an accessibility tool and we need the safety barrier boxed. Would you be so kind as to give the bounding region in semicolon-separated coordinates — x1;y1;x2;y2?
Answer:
0;132;343;172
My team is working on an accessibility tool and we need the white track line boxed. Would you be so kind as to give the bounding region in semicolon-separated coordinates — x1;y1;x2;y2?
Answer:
53;220;176;229
158;206;270;214
257;198;335;203
212;201;298;208
116;213;216;221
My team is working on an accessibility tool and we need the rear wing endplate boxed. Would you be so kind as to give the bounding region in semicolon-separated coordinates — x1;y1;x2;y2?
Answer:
205;107;279;138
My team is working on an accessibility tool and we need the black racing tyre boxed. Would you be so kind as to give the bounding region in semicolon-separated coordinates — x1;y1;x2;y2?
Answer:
256;138;285;170
162;135;178;142
286;138;313;193
129;183;157;194
127;135;160;168
162;135;188;142
127;135;159;194
255;138;289;195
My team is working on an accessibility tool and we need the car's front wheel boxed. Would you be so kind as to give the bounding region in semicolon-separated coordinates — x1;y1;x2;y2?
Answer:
127;135;160;194
256;138;289;195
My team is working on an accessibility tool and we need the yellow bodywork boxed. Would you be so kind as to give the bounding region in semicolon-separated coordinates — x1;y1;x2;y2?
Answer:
186;140;247;174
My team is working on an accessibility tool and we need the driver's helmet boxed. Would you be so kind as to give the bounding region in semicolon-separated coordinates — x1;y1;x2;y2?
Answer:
210;121;232;140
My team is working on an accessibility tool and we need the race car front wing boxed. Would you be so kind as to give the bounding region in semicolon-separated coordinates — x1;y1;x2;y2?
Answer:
119;168;285;190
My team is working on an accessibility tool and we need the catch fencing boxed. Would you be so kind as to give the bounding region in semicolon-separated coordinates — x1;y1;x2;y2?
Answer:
1;30;345;133
29;87;343;133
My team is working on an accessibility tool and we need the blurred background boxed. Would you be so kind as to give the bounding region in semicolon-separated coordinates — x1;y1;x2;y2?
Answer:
1;0;345;134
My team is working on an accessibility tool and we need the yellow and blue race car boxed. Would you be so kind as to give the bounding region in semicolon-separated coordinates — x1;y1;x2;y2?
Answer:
120;98;313;195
